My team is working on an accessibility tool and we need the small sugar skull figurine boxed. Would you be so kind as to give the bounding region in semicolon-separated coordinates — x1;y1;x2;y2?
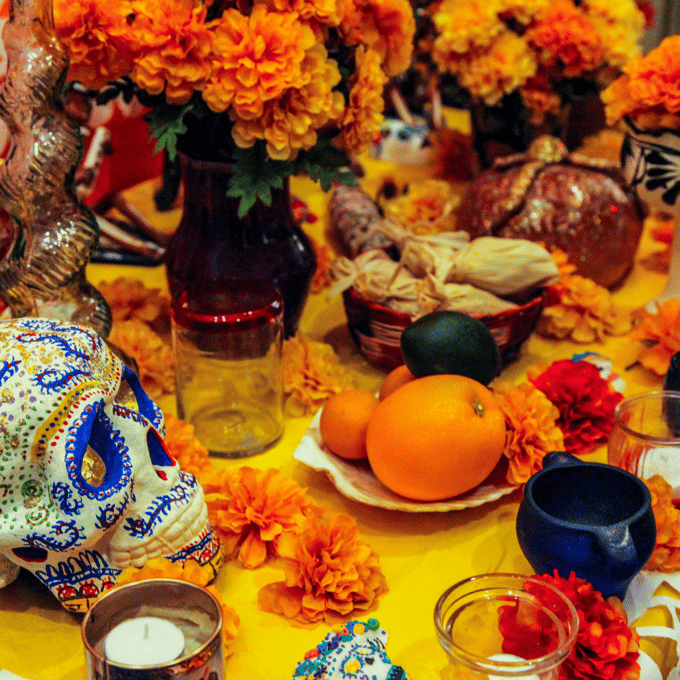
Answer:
293;619;408;680
0;318;222;612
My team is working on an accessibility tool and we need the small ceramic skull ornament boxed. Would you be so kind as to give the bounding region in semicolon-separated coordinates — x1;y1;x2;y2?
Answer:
0;318;222;612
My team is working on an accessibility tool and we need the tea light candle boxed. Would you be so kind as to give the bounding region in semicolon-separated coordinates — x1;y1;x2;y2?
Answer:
104;616;185;666
488;654;540;680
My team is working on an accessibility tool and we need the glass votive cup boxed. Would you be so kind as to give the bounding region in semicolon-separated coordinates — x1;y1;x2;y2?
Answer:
81;579;224;680
608;391;680;499
434;573;579;680
171;280;284;458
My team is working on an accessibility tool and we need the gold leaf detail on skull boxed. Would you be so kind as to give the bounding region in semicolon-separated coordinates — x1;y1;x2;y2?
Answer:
82;446;106;487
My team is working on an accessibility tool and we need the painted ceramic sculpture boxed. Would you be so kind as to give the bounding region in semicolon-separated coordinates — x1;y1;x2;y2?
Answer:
0;318;222;612
0;0;111;336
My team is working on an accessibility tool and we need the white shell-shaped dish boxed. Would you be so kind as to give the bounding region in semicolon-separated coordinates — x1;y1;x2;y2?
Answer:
293;408;518;512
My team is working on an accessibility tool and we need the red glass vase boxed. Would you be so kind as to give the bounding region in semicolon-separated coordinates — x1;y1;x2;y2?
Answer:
165;155;317;337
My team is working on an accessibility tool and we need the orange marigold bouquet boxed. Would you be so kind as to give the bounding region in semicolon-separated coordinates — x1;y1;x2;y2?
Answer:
427;0;645;134
53;0;416;215
602;35;680;131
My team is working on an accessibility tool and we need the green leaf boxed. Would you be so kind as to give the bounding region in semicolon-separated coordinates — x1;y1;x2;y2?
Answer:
226;143;293;218
147;100;204;160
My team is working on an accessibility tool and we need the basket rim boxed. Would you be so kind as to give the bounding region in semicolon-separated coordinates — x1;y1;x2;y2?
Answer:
343;286;545;322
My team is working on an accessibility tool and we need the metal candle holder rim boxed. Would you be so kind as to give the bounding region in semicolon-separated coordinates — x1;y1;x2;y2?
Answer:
81;578;223;669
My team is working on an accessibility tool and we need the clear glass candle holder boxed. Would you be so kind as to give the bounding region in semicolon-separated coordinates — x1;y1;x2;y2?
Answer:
608;391;680;499
171;280;284;458
434;573;579;680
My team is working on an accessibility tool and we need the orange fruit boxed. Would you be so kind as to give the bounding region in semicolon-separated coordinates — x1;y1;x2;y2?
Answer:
379;365;416;401
319;389;380;460
365;375;506;501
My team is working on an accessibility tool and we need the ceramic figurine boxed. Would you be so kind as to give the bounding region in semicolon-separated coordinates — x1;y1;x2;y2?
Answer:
0;318;222;612
516;451;655;600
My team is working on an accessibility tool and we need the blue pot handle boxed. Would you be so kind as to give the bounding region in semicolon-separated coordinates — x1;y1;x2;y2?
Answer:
542;451;581;469
592;524;638;570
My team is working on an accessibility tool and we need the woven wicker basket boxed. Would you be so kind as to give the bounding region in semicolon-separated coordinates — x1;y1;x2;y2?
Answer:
342;287;545;370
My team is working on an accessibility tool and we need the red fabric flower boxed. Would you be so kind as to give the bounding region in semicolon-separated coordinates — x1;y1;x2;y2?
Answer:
528;359;623;455
499;572;640;680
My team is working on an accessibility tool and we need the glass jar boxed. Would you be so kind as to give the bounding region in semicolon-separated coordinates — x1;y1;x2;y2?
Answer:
434;573;578;680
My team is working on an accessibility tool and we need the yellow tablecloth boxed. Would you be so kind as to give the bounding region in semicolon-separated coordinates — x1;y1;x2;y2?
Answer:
0;140;676;680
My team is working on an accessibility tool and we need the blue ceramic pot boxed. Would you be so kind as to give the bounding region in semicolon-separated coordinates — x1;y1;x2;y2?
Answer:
516;452;656;600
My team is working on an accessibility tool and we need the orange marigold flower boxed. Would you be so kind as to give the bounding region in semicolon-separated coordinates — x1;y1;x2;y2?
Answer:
520;74;562;126
201;466;322;569
549;248;578;276
282;332;355;416
493;382;564;486
98;277;170;327
526;1;604;79
108;319;176;399
232;43;344;161
629;299;680;376
603;35;680;128
338;46;388;158
203;5;315;119
54;0;138;90
381;179;459;235
340;0;415;77
644;475;680;572
162;412;212;478
258;513;388;625
257;0;344;29
497;0;550;25
538;275;631;343
130;0;214;105
310;236;333;294
114;557;239;657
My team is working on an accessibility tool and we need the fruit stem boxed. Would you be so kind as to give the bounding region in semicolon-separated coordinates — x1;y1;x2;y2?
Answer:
472;397;485;417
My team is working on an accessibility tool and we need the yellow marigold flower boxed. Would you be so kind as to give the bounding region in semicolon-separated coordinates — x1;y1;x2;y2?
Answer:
201;466;322;569
54;0;138;90
497;0;550;25
340;0;415;77
131;0;214;104
257;0;344;29
538;275;630;343
453;32;537;107
432;0;503;67
585;0;644;70
338;46;388;158
232;43;344;161
644;476;680;572
203;5;315;119
108;319;176;399
629;299;680;376
381;179;459;235
162;412;212;478
114;557;240;657
258;512;388;625
526;1;604;79
493;381;564;486
282;332;355;416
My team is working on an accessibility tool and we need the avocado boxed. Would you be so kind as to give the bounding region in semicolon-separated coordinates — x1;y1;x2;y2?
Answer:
400;310;501;385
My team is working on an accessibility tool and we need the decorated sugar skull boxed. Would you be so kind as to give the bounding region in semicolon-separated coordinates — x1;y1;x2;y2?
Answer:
293;620;407;680
0;318;222;612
